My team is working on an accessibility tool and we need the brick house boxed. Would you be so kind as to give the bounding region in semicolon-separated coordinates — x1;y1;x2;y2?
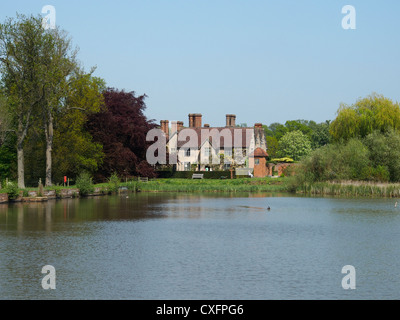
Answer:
159;114;269;176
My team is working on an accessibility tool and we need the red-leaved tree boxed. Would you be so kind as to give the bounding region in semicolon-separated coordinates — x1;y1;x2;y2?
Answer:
86;88;157;181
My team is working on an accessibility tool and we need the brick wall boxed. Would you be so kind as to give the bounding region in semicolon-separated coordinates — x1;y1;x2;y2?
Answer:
267;163;297;177
0;193;8;203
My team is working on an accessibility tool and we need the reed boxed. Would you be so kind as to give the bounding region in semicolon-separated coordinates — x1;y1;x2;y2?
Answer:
296;180;400;197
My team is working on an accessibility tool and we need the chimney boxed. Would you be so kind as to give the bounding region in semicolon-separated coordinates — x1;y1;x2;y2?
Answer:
194;113;202;128
226;114;236;127
189;113;202;128
170;121;178;136
160;120;169;139
189;114;195;128
204;124;210;128
254;123;262;129
177;121;184;131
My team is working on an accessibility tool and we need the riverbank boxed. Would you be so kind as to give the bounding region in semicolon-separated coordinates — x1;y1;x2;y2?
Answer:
3;177;400;204
0;178;288;204
138;177;288;193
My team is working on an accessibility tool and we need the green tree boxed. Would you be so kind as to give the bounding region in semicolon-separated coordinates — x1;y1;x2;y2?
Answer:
265;136;278;158
330;93;400;142
364;130;400;182
309;121;331;149
51;73;105;184
0;14;47;188
277;130;312;161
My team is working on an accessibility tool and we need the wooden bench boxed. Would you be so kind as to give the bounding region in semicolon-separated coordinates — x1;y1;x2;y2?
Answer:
192;174;204;179
138;177;149;182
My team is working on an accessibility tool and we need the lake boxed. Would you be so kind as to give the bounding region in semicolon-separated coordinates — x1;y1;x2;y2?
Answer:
1;192;400;300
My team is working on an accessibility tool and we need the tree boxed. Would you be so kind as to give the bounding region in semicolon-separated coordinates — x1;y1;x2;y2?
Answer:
265;136;278;158
330;93;400;142
0;14;47;188
39;27;78;186
278;130;312;161
309;120;331;149
364;130;400;182
86;88;157;181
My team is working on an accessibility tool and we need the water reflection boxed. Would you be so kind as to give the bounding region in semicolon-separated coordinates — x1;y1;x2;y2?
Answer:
1;192;400;299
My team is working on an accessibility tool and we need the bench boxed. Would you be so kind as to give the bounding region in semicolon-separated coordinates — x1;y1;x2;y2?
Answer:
192;174;204;179
138;177;149;182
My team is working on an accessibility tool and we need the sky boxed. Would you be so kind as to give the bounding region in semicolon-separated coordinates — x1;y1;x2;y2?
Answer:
1;0;400;127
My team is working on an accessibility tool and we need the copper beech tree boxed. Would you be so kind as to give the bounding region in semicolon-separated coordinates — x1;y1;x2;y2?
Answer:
86;88;157;181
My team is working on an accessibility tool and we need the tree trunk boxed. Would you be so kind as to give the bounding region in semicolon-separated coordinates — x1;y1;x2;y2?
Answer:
44;112;54;187
17;142;25;189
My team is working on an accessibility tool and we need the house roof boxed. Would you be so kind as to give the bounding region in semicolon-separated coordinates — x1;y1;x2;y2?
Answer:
250;147;269;157
169;127;259;149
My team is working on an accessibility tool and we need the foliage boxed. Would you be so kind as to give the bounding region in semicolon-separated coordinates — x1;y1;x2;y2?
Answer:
330;93;400;142
277;130;312;161
0;133;17;181
107;172;120;193
86;88;157;181
75;172;94;196
265;136;278;158
4;180;19;200
363;130;400;182
52;74;106;184
270;157;294;163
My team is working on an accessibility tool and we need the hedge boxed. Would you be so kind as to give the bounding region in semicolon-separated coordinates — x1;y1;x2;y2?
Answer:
155;171;236;179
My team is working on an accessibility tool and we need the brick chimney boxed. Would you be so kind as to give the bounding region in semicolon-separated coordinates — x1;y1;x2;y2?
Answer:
160;120;169;139
188;114;195;128
226;114;236;127
194;113;202;128
204;124;210;128
177;121;184;131
254;123;262;129
189;113;202;128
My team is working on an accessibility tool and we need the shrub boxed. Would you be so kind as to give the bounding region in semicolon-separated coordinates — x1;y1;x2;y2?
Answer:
5;181;19;200
75;172;94;196
107;172;120;193
270;157;294;163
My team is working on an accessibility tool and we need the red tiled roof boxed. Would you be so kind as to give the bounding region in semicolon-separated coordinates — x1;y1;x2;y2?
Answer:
250;147;269;157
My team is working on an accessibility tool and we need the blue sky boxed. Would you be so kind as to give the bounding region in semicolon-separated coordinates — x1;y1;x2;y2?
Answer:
1;1;400;127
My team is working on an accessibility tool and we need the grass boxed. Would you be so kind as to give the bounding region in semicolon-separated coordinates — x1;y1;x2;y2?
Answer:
296;180;400;198
137;177;288;193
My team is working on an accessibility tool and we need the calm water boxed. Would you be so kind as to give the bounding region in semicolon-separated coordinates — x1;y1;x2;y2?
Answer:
1;192;400;300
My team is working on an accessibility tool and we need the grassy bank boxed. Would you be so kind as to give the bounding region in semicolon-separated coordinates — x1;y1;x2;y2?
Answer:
296;180;400;198
138;177;289;193
0;178;288;198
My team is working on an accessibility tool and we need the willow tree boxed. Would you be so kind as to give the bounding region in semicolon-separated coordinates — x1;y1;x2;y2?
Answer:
330;93;400;142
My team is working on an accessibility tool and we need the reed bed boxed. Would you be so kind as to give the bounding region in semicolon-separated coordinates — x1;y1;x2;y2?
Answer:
297;181;400;198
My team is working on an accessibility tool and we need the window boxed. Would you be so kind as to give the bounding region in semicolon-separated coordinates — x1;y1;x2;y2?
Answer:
225;149;232;157
255;159;260;165
186;149;191;157
184;162;191;171
170;147;177;154
204;147;211;157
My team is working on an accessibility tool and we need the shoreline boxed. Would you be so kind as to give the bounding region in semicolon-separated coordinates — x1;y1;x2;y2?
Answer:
2;178;400;204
